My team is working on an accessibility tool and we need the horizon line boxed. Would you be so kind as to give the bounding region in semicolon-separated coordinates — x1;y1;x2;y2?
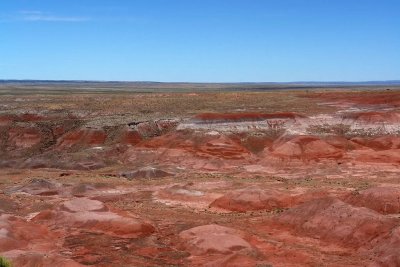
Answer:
1;79;400;85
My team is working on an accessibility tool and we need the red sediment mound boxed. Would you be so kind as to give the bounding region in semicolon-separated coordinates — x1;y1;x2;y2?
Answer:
355;149;400;164
57;128;107;149
56;211;155;238
179;224;253;256
197;135;251;159
7;126;42;149
269;135;343;160
210;187;329;212
1;114;85;158
7;253;85;267
342;111;400;124
324;136;361;150
18;113;44;122
61;198;108;213
232;133;275;154
194;112;305;123
139;131;251;160
351;136;400;164
351;136;400;151
345;187;400;214
0;115;16;126
119;128;143;145
372;226;400;267
371;136;400;150
210;187;289;212
179;224;258;266
0;214;54;252
34;198;155;238
275;197;397;248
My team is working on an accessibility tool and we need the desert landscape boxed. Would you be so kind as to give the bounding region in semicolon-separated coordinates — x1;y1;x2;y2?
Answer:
0;82;400;266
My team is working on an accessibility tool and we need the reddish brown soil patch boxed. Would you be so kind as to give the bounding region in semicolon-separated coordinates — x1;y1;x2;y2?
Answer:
372;226;400;266
324;136;361;150
0;115;16;126
211;187;329;212
0;214;55;252
351;136;400;150
119;128;143;145
231;133;275;154
210;187;289;212
5;252;85;267
179;224;253;255
139;131;251;160
57;128;107;149
269;135;343;160
7;126;42;149
345;187;400;214
179;224;258;266
274;197;398;248
355;149;400;164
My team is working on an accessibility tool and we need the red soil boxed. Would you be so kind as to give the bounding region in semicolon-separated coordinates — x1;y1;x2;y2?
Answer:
345;187;400;214
351;136;400;150
2;90;400;267
179;224;253;256
33;198;155;239
324;135;362;150
0;214;55;252
210;187;288;212
372;226;400;266
57;128;107;149
139;131;251;160
0;115;16;126
119;128;143;145
18;113;45;122
211;187;329;212
355;149;400;164
7;126;42;149
268;135;343;160
274;197;398;248
231;133;274;154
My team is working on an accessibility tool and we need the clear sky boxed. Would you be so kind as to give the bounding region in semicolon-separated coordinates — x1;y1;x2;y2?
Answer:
0;0;399;82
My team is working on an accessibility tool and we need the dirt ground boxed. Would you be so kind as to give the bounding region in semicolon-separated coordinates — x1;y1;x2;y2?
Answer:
1;85;400;266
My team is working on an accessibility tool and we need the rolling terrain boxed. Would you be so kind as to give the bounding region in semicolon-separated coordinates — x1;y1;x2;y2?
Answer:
1;83;400;266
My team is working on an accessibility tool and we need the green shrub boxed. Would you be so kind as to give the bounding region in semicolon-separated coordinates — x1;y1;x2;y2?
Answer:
0;256;12;267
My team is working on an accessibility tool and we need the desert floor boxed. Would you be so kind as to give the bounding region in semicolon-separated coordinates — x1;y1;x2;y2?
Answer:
1;85;400;266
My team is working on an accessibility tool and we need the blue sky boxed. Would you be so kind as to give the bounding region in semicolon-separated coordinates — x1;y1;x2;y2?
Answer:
0;0;399;82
